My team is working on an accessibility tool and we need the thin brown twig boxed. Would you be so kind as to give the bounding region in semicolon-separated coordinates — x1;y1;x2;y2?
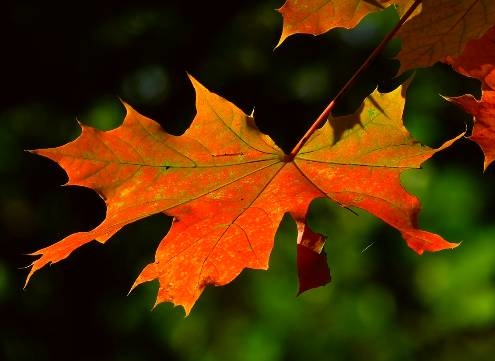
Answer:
287;0;422;161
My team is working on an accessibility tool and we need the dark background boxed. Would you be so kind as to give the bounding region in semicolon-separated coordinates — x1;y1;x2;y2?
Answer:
2;1;495;360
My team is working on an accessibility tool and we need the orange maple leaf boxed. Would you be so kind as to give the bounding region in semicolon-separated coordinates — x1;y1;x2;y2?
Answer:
27;76;460;314
277;0;416;46
444;25;495;170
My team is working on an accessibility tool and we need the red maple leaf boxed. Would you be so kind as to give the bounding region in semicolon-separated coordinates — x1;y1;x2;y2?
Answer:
27;76;460;314
444;25;495;170
447;92;495;170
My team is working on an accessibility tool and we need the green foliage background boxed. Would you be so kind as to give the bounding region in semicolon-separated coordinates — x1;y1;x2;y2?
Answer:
2;1;495;360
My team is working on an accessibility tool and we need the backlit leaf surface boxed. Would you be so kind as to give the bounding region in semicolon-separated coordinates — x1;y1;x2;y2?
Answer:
448;92;495;170
444;25;495;170
277;0;415;46
27;76;460;314
396;0;495;73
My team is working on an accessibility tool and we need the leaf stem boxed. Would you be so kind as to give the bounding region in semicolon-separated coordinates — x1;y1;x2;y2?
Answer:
286;0;422;161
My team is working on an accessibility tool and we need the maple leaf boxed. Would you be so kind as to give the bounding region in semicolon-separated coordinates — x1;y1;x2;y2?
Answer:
444;25;495;91
447;92;495;170
276;0;495;74
277;0;416;47
396;0;495;74
444;25;495;170
27;75;460;314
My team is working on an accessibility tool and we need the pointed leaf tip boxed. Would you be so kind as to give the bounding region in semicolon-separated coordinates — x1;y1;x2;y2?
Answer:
402;229;460;255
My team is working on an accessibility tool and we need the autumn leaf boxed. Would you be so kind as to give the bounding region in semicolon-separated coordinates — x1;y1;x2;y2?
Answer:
277;0;416;46
296;220;331;294
27;75;460;314
444;25;495;91
396;0;495;74
276;0;495;74
444;25;495;170
447;92;495;170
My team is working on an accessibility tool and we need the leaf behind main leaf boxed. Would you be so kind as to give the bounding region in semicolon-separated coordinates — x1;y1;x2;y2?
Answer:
396;0;495;74
277;0;417;47
443;25;495;170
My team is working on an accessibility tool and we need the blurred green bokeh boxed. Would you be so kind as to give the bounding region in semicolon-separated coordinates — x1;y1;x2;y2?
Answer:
2;1;494;361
